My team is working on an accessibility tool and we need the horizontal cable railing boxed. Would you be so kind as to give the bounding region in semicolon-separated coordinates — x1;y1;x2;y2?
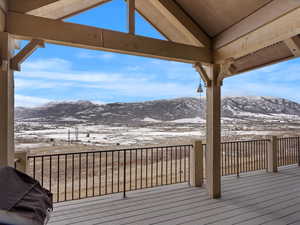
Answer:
28;144;192;203
278;137;300;167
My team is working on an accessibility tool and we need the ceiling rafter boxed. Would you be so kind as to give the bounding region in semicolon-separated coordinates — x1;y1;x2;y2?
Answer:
8;0;60;14
8;0;111;20
214;7;300;63
155;0;210;47
213;0;300;49
135;0;210;47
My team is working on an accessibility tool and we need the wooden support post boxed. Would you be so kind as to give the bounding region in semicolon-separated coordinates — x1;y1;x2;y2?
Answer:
127;0;135;34
267;136;278;173
190;140;204;187
14;151;28;173
0;32;15;167
206;64;222;199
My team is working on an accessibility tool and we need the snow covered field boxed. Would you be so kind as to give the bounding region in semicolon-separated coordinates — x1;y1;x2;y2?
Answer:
15;113;300;154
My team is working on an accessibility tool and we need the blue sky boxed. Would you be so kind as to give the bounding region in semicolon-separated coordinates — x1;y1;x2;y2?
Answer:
15;0;300;107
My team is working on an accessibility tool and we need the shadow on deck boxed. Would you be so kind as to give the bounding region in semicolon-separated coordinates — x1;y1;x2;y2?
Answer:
49;165;300;225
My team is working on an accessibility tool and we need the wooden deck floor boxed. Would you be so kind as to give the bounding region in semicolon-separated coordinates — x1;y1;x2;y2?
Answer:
49;165;300;225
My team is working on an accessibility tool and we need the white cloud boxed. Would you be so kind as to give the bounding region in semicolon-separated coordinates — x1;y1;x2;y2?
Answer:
83;81;198;98
15;56;300;105
15;95;52;107
223;76;300;103
125;66;142;71
15;78;74;89
17;71;125;83
15;57;199;101
22;58;72;71
76;51;115;60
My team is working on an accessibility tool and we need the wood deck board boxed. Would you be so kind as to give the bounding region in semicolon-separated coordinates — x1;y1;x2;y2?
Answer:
49;165;300;225
50;176;296;223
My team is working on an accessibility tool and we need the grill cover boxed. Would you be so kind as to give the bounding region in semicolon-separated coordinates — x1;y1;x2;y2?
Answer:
0;166;52;225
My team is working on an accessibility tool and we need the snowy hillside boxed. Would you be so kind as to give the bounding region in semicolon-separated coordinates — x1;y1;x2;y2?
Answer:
14;96;300;150
15;96;300;124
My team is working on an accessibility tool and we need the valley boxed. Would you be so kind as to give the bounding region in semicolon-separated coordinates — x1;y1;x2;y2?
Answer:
15;96;300;154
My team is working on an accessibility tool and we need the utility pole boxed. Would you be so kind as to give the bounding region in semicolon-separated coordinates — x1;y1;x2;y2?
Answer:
68;129;71;144
75;127;79;142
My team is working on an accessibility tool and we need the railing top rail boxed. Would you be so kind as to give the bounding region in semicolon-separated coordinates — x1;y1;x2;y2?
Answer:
27;136;299;159
278;136;300;140
28;143;194;158
220;139;270;145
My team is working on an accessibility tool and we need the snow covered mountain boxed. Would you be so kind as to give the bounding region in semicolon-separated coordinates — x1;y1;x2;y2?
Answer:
15;96;300;124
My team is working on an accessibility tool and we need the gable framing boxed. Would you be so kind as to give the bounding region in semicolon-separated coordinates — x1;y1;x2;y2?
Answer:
7;12;212;64
135;0;210;47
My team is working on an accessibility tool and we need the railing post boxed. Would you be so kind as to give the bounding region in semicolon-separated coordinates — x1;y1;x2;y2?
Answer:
123;151;127;199
190;140;204;187
298;137;300;167
236;143;240;178
267;136;278;173
14;151;28;173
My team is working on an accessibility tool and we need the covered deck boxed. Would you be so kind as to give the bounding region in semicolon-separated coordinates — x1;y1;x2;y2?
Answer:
49;165;300;225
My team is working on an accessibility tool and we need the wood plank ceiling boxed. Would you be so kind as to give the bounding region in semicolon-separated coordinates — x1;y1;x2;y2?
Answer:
176;0;273;37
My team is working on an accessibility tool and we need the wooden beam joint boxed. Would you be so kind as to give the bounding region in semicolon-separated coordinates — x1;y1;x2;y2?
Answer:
194;62;212;87
10;39;45;71
284;36;300;57
218;58;236;83
7;12;212;63
194;61;233;87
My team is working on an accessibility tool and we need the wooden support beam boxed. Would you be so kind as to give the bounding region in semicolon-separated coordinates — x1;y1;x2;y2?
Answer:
0;0;6;32
154;0;210;47
0;32;15;167
214;7;300;63
206;64;222;199
11;39;45;71
8;0;60;14
127;0;135;34
193;62;211;87
7;12;212;63
135;0;210;47
214;0;300;49
284;36;300;57
9;0;111;20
